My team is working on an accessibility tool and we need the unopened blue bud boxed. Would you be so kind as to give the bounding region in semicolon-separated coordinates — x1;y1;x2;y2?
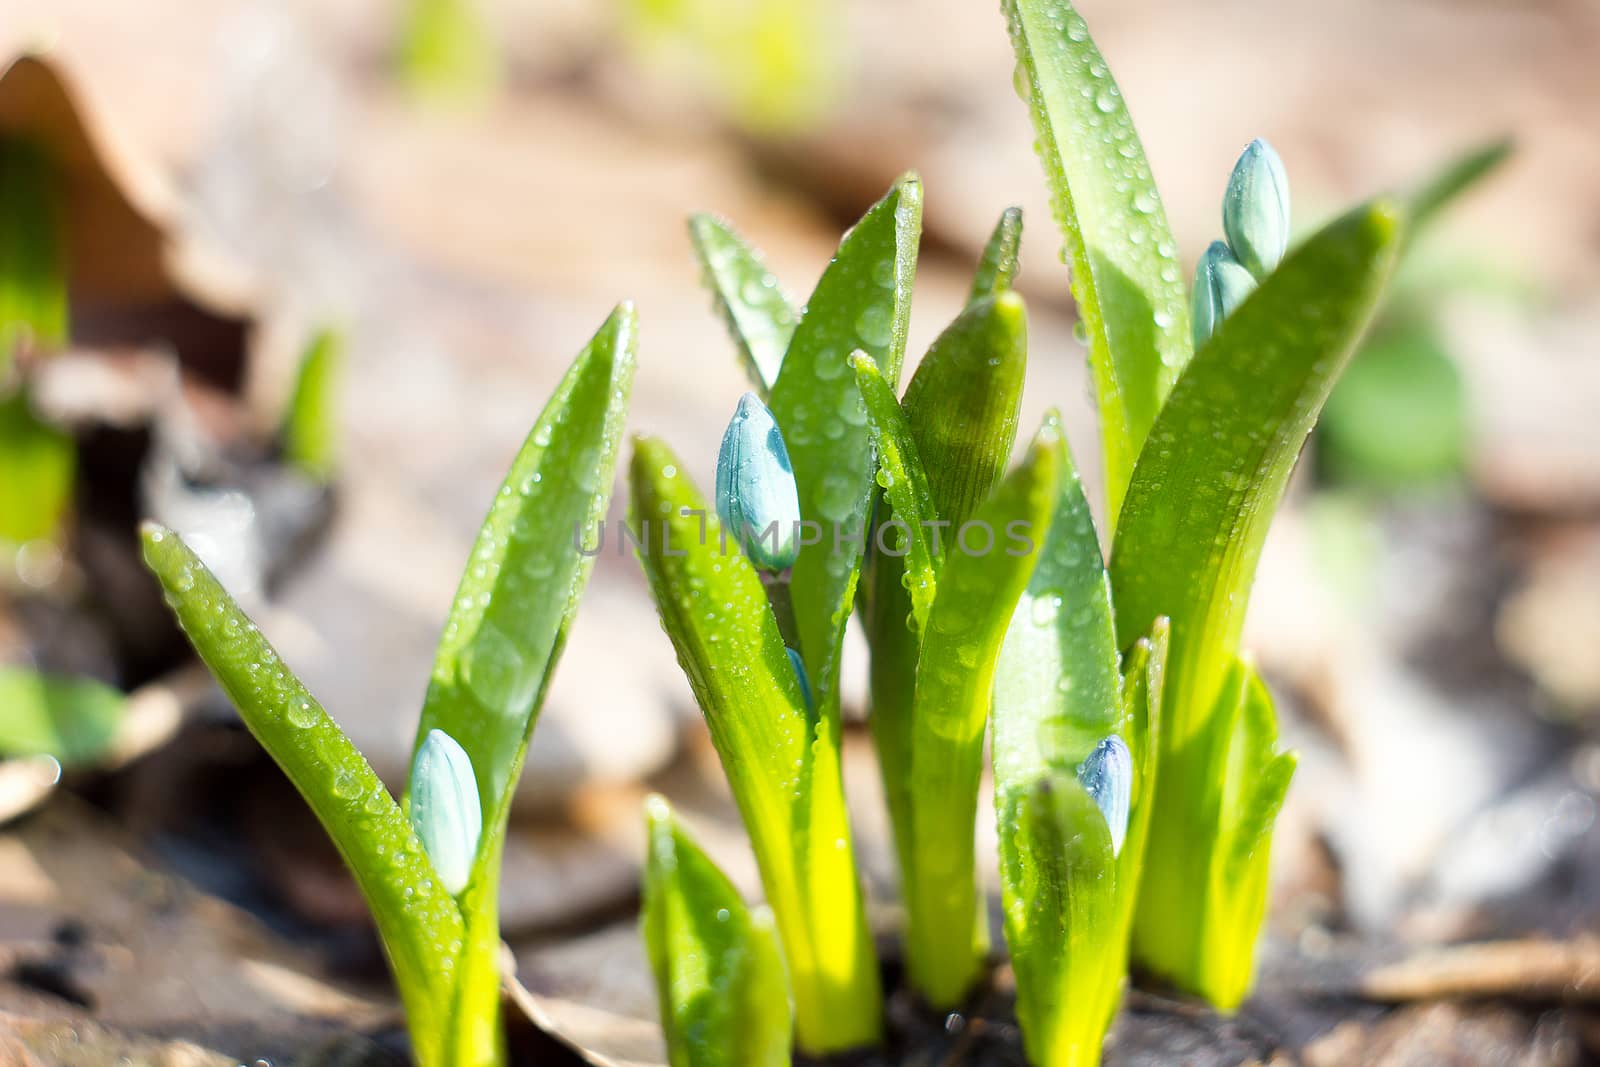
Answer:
1191;240;1257;350
1222;138;1290;280
409;728;482;896
715;392;801;571
1077;735;1132;857
786;646;813;711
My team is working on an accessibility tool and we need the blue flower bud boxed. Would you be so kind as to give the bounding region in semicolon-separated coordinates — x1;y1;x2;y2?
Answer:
1222;138;1290;280
1191;240;1257;350
715;392;801;571
409;728;482;896
1077;735;1132;857
786;646;813;711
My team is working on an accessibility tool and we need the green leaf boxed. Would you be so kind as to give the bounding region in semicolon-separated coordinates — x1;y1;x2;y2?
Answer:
861;290;1028;954
141;526;464;1065
901;294;1030;532
994;425;1119;782
415;304;635;830
618;0;839;134
1001;0;1190;523
1407;138;1510;233
1113;617;1166;924
0;668;125;766
281;327;344;483
1177;659;1295;1003
767;176;920;732
1221;671;1295;884
1319;330;1468;488
996;773;1116;1067
629;437;881;1053
414;304;635;1066
903;417;1060;1007
1110;199;1402;1008
852;351;939;629
396;0;500;103
0;388;74;546
0;137;68;374
642;795;792;1067
968;206;1023;304
689;214;799;394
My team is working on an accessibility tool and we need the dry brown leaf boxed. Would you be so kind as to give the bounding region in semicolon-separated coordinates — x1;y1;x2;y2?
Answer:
0;54;255;387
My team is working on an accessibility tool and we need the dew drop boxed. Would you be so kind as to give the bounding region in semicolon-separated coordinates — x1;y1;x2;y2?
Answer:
460;622;537;714
1012;61;1030;101
855;305;894;349
814;348;847;381
1031;595;1063;625
816;472;858;522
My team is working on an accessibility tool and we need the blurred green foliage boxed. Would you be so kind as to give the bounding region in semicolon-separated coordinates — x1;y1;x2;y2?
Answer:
397;0;500;104
619;0;839;133
281;327;344;484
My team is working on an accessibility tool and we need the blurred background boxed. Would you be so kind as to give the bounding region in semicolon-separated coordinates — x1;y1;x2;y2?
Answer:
0;0;1597;1063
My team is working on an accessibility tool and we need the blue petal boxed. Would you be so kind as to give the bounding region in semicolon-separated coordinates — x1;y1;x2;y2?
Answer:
715;392;801;571
786;646;813;711
1077;735;1132;857
409;728;483;895
1191;241;1257;350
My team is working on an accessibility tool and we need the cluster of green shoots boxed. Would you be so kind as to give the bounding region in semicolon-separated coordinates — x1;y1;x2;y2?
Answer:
130;0;1505;1065
634;1;1503;1064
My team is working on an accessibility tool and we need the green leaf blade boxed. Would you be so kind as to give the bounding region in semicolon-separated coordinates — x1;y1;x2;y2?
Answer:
768;176;921;729
997;774;1117;1067
141;526;463;1064
901;293;1030;531
0;668;125;766
0;389;74;546
417;304;636;838
903;418;1060;1007
1406;138;1511;233
1001;0;1190;521
0;137;68;373
994;424;1119;787
864;292;1030;905
281;327;344;483
689;214;799;394
852;351;939;628
642;796;792;1067
629;437;881;1053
